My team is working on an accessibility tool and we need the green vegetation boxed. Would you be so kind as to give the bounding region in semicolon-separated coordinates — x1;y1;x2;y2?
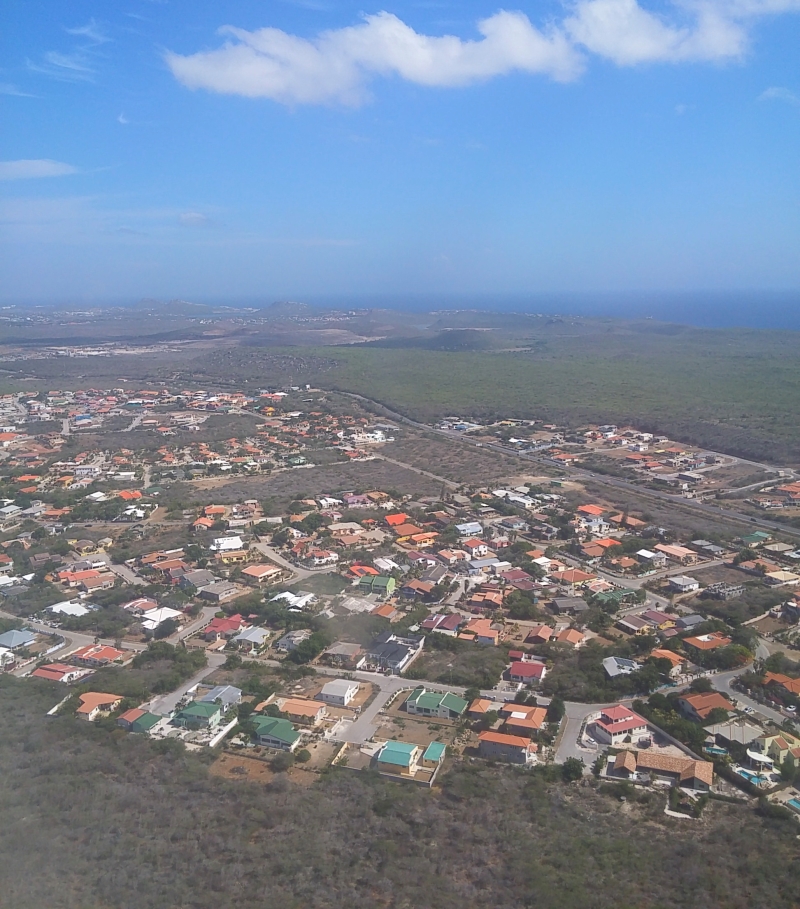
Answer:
405;636;510;688
68;642;207;701
2;675;800;909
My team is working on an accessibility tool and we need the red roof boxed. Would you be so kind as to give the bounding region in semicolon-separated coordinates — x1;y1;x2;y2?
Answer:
385;513;410;526
509;661;546;678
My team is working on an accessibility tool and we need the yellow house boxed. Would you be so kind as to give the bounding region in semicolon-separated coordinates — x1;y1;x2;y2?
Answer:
758;730;800;767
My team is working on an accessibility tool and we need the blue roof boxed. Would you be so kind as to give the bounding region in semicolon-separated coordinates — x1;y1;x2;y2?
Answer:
0;628;35;649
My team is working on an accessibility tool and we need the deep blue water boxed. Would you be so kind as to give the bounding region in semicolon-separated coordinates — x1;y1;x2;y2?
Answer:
306;291;800;331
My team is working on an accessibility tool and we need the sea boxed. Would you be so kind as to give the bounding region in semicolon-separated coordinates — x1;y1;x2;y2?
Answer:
307;290;800;331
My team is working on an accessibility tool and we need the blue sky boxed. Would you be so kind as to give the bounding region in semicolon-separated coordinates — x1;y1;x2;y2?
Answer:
1;0;799;305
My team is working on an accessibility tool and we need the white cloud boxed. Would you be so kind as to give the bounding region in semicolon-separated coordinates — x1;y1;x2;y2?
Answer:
27;50;96;82
118;113;129;125
166;4;800;105
65;19;110;45
565;0;746;65
0;159;78;181
179;211;211;227
165;11;583;106
759;86;800;105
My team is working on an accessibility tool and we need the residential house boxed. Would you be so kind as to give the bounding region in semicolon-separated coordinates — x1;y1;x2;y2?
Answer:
277;697;327;726
275;629;313;653
554;628;585;647
421;741;447;769
117;709;161;733
550;597;589;616
199;685;242;713
650;648;686;677
404;687;468;719
199;581;239;603
76;692;122;721
478;730;537;765
508;660;547;684
376;741;422;777
252;716;301;751
362;631;424;674
358;575;396;597
610;750;713;790
321;642;364;670
460;617;500;646
420;613;463;636
676;692;731;722
499;703;547;735
763;671;800;700
588;705;650;746
525;625;554;645
683;632;732;653
0;628;36;651
318;679;360;707
179;569;217;592
70;644;126;668
204;614;248;642
173;701;222;730
467;698;498;719
232;626;270;653
602;656;640;678
616;615;653;635
669;576;700;594
30;662;89;683
400;579;434;600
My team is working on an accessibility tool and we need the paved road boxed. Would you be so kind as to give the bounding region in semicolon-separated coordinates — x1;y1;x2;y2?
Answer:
105;561;147;587
250;541;336;583
147;651;227;716
123;414;144;432
712;667;788;726
172;605;219;642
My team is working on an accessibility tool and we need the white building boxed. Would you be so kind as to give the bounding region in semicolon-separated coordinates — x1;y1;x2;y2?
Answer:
668;575;700;594
317;679;360;707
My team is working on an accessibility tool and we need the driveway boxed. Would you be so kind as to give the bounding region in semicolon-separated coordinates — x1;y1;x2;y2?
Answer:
147;651;226;716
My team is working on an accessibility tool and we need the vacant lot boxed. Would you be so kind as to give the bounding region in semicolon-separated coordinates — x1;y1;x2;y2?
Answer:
388;431;522;485
180;459;444;505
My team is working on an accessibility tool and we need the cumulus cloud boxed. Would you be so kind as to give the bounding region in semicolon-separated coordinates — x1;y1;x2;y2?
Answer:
0;159;78;181
165;11;583;106
165;4;800;106
565;0;746;65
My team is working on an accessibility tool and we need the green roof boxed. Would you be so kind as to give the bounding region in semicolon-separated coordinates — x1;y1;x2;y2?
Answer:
130;712;161;733
252;716;300;746
406;687;468;715
176;701;220;720
377;741;418;767
742;531;771;544
423;742;446;763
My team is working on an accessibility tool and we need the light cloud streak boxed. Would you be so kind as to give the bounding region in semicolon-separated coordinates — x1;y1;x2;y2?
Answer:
166;3;800;106
0;159;78;181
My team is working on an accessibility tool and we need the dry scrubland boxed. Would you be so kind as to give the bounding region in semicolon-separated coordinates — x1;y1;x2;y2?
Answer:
1;677;799;909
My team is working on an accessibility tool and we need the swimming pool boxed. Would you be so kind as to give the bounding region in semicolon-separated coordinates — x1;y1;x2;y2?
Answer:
704;746;728;756
788;798;800;814
737;769;766;784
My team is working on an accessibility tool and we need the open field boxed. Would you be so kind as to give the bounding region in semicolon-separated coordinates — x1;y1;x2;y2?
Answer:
177;459;444;505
